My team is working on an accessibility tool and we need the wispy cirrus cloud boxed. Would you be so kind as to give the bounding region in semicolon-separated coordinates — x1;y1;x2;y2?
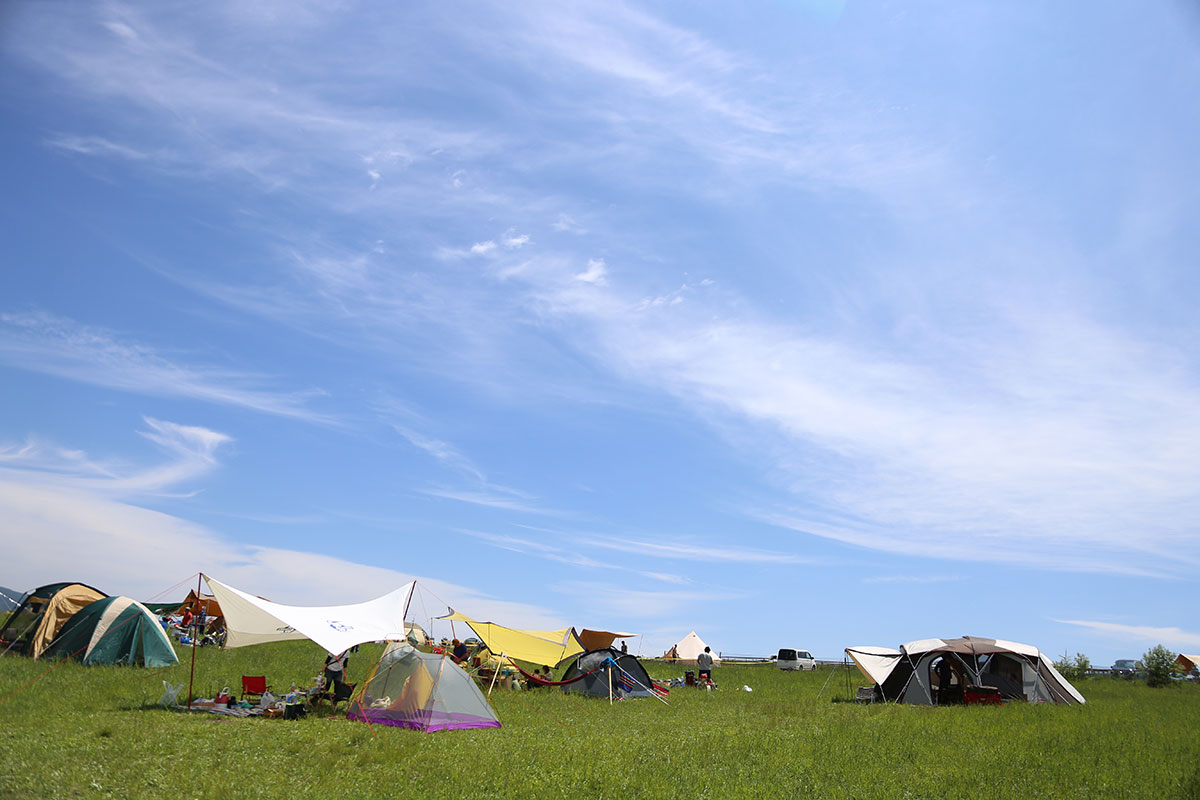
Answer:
861;575;964;585
1054;619;1200;649
417;487;554;515
0;425;570;628
0;417;230;496
550;579;744;620
461;527;693;585
524;262;1200;576
45;133;164;162
0;312;336;424
588;536;818;565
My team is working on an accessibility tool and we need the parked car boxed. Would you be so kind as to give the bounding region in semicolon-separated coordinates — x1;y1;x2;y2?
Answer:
776;648;817;671
1111;659;1141;677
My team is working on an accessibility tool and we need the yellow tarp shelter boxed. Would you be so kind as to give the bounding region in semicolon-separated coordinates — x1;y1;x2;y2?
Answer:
440;610;584;667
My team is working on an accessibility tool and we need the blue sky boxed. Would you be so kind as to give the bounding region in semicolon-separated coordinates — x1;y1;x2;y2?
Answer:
2;1;1198;665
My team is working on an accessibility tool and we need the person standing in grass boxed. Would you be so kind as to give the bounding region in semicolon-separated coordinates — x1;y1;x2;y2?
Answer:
324;651;348;689
697;646;714;682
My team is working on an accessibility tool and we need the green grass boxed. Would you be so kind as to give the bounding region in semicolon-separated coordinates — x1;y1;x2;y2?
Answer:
2;643;1198;799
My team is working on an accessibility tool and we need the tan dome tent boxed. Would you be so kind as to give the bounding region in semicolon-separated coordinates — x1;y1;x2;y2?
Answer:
0;582;107;660
845;636;1085;705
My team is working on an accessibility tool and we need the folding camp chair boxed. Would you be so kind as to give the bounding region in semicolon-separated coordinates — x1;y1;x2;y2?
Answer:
241;675;271;704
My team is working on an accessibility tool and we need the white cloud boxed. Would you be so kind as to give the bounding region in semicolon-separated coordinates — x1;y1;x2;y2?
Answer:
417;487;553;515
471;241;497;255
861;575;964;584
551;213;585;234
389;424;486;484
0;312;336;425
576;258;608;285
0;432;567;631
550;580;743;621
589;536;818;565
1054;619;1200;649
45;134;158;161
502;232;530;249
530;270;1200;575
0;417;230;495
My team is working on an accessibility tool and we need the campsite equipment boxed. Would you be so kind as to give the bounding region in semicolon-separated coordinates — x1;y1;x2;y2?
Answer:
0;582;107;659
349;644;501;733
241;675;271;703
560;647;666;701
40;595;178;667
845;636;1086;705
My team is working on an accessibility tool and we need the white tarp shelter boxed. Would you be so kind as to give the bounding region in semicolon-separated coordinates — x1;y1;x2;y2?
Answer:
205;575;414;655
666;630;719;662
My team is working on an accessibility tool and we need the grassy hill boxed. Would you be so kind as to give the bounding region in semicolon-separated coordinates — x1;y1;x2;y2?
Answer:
1;640;1197;798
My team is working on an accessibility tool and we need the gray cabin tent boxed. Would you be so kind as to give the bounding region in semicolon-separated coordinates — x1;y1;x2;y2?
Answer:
845;636;1085;705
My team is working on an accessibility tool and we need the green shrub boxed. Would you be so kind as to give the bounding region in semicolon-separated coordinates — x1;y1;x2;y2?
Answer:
1053;651;1091;682
1142;644;1177;688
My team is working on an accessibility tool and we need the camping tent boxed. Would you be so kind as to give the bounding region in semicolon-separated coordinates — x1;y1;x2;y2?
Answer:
404;621;428;646
560;648;662;699
176;590;223;628
665;631;718;662
205;575;414;655
348;644;500;732
575;629;638;652
439;610;583;667
1176;654;1200;676
845;636;1085;705
0;582;107;659
42;596;178;667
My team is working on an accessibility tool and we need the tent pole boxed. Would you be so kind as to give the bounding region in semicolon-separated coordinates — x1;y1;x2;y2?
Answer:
608;660;613;705
487;652;503;697
186;573;201;708
402;581;414;628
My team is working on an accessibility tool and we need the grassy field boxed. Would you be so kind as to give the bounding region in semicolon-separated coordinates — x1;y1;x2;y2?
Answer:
2;641;1198;799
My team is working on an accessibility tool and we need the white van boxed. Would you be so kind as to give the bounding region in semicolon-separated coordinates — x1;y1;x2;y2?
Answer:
776;648;817;671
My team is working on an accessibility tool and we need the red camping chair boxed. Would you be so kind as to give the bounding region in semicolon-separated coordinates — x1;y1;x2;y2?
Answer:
241;675;271;703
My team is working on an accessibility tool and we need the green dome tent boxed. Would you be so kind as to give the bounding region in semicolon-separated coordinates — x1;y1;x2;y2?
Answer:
0;582;107;659
43;596;178;667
